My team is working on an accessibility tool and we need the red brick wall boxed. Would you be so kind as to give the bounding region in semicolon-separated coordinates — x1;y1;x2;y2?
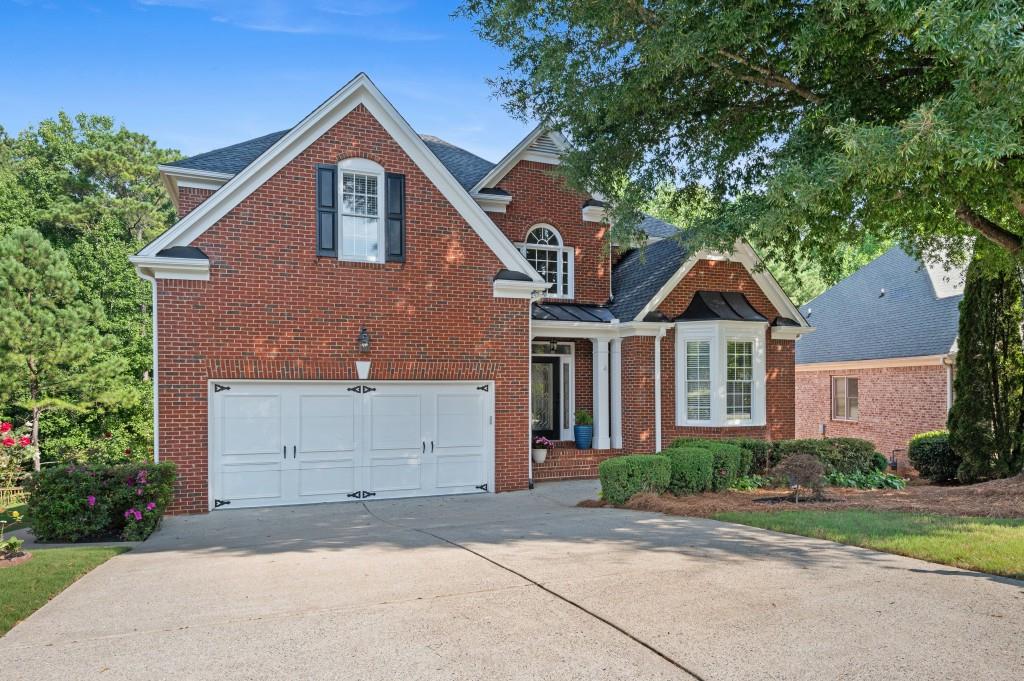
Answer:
795;363;950;471
157;104;531;513
622;336;656;452
489;160;610;305
177;186;215;217
658;259;795;444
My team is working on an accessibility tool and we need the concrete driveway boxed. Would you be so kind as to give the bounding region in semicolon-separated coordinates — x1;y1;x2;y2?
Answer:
2;480;1022;680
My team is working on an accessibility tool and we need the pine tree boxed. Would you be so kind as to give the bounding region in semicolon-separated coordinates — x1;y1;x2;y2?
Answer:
0;227;132;469
947;242;1024;481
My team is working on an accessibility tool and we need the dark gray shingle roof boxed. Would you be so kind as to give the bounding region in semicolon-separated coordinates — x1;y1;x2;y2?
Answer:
796;247;962;364
164;130;290;175
610;237;690;321
419;135;495;191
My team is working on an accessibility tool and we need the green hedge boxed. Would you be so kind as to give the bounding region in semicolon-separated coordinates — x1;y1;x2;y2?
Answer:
908;431;960;482
27;462;177;542
666;447;714;494
669;439;747;489
720;437;777;473
771;438;878;474
598;454;670;505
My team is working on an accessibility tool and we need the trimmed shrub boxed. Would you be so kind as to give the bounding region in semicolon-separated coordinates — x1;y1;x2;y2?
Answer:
598;454;670;505
870;452;889;472
826;470;906;490
772;438;878;474
908;431;960;483
721;437;776;474
27;461;176;542
668;438;746;490
666;447;714;494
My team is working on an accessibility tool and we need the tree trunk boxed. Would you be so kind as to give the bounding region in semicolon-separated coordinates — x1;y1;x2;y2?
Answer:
31;407;40;472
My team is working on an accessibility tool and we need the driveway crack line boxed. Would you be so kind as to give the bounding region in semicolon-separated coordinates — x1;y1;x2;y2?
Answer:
361;502;705;681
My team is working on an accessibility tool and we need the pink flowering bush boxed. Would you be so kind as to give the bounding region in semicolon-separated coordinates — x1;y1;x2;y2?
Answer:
27;461;176;542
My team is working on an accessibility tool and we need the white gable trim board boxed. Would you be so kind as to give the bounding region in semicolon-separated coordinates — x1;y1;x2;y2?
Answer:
132;74;544;291
471;125;568;194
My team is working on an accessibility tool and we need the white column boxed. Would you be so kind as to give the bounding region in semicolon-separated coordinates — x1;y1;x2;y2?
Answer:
592;337;611;450
654;330;664;453
610;338;623;449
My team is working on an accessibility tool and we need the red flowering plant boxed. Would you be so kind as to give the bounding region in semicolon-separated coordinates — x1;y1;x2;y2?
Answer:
0;419;34;491
533;436;555;450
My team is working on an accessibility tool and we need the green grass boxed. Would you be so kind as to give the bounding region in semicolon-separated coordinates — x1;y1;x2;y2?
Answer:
715;509;1024;580
0;547;128;636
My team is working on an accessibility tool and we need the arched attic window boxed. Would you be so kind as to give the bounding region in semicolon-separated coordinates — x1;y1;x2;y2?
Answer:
521;224;573;298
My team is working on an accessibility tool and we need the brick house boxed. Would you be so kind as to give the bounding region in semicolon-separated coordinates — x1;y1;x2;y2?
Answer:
795;247;963;472
131;74;811;513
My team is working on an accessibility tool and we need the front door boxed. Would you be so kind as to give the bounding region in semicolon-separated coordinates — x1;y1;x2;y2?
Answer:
531;357;560;439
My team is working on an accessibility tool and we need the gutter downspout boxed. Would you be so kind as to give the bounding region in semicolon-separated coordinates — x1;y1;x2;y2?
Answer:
943;354;955;412
527;289;546;489
654;326;667;453
138;270;159;463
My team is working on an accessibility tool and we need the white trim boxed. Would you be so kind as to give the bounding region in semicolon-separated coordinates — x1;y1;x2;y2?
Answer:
137;74;543;284
494;279;549;299
796;354;950;372
592;337;611;449
654;327;666;453
771;325;814;340
472;192;513;213
633;240;811;331
610;338;623;449
674;320;768;428
178;178;228;191
530;319;670;339
129;255;210;281
582;204;606;223
138;272;159;463
471;125;569;193
157;165;232;210
519;224;574;299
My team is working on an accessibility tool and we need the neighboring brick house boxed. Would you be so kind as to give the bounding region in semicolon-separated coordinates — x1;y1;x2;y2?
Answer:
132;74;811;513
795;247;963;472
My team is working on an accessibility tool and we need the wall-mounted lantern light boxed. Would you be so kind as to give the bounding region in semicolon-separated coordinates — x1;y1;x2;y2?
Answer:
358;327;371;353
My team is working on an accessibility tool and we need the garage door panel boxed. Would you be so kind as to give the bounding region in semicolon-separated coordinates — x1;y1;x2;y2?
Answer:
368;395;422;450
298;461;357;497
221;463;283;501
435;453;485;488
365;457;422;492
298;394;357;454
436;394;484;448
221;395;282;455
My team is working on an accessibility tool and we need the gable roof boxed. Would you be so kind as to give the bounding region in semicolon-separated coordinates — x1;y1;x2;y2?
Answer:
419;136;495;192
137;74;543;284
164;130;289;175
610;237;690;321
796;247;963;364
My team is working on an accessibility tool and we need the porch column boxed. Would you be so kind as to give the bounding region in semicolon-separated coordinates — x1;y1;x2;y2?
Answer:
592;337;611;450
610;338;623;449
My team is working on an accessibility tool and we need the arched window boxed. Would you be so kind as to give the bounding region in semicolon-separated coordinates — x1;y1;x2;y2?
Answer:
521;224;573;298
338;158;385;262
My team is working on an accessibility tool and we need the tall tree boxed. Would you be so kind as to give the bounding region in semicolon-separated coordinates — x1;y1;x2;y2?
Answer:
0;113;179;462
0;227;132;469
460;1;1024;277
947;240;1024;481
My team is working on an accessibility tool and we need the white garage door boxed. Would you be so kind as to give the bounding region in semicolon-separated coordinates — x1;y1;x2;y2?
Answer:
209;381;494;509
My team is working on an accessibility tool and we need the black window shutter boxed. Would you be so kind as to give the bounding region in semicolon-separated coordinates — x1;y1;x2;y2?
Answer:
316;164;338;257
385;173;405;262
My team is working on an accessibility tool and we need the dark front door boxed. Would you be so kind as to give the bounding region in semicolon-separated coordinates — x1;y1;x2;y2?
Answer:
531;356;561;439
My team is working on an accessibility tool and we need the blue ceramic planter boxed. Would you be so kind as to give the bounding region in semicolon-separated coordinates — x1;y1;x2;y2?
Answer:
574;424;594;450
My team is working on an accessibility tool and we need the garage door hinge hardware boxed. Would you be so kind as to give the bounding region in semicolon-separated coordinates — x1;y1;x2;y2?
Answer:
346;490;377;499
476;483;488;491
346;385;376;394
476;384;489;392
214;499;231;508
214;383;231;392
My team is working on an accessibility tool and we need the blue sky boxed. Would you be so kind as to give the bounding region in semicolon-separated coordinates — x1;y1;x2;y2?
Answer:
1;0;532;161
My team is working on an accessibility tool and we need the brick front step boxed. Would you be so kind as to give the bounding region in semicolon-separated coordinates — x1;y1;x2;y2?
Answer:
532;447;621;481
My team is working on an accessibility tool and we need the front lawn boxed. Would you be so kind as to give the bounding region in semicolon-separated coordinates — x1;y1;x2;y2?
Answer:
715;509;1024;579
0;547;128;636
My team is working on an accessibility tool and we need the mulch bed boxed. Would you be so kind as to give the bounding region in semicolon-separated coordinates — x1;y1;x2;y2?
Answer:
0;551;32;568
582;475;1024;519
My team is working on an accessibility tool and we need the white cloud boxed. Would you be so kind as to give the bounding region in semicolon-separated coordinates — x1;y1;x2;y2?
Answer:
136;0;440;40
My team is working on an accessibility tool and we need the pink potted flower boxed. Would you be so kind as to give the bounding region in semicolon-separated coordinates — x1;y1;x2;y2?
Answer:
532;436;554;464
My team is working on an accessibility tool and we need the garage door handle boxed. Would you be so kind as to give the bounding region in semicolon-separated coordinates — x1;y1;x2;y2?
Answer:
283;446;286;459
293;445;297;459
431;440;434;453
421;441;425;453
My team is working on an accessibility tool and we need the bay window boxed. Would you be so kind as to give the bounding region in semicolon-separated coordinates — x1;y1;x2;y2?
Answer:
675;322;766;426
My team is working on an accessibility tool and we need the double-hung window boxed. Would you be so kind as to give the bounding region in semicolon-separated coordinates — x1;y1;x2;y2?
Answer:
339;158;385;263
521;224;573;298
832;377;859;420
676;322;766;426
